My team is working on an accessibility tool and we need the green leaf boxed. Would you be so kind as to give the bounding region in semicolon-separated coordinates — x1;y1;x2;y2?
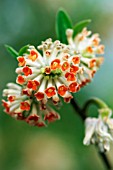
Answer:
73;19;91;37
5;45;18;58
19;44;30;56
56;8;72;44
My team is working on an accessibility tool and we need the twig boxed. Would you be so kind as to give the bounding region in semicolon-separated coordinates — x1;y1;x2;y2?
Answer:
70;98;86;120
98;150;112;170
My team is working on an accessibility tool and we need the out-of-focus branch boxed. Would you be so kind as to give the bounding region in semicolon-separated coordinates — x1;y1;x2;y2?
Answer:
71;97;112;170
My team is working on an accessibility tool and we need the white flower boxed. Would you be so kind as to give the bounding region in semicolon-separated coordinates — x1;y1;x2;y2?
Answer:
83;117;113;152
16;39;82;104
66;28;104;88
2;83;60;127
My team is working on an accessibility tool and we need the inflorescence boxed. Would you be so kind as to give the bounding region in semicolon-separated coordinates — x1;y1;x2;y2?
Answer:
2;28;104;128
83;108;113;152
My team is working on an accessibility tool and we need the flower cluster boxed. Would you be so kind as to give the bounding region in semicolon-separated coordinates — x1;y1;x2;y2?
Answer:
16;39;81;104
2;83;60;127
66;28;104;87
2;27;104;127
83;108;113;152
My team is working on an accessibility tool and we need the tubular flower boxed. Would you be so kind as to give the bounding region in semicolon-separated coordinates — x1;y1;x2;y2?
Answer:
2;83;60;127
83;108;113;152
66;28;104;88
16;39;82;104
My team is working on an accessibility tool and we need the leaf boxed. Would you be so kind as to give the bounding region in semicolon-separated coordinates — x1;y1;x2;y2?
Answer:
5;45;18;58
19;44;30;56
73;19;91;37
56;8;72;44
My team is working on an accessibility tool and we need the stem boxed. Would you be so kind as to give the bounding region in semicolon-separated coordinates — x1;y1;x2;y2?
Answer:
98;150;112;170
82;97;108;115
71;97;112;170
70;98;86;120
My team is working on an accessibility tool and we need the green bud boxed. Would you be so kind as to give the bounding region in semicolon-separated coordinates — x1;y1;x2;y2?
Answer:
44;76;50;80
41;68;45;73
98;108;112;119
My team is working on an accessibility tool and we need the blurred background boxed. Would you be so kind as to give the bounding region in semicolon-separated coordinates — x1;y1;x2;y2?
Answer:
0;0;113;169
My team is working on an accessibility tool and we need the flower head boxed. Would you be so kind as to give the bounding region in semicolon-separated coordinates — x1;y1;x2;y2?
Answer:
2;83;60;127
83;108;113;152
16;39;82;104
66;28;104;87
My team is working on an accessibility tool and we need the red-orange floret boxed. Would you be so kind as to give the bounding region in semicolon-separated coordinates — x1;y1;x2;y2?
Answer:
22;89;31;96
17;57;26;66
28;50;38;61
36;122;46;127
17;75;25;85
58;85;68;96
45;87;56;98
72;56;80;64
15;112;25;120
70;65;79;74
20;101;30;111
8;96;16;102
35;92;44;100
86;46;93;53
26;114;40;125
23;66;32;76
65;72;76;81
45;66;51;74
89;59;96;68
93;38;99;46
51;59;61;70
2;100;9;112
45;51;51;57
44;112;59;123
69;82;79;92
27;80;40;90
61;62;70;71
64;95;73;103
80;81;87;87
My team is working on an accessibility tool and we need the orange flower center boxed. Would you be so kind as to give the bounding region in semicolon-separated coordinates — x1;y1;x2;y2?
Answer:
20;102;30;111
61;62;70;71
72;56;80;64
17;75;25;84
58;85;68;96
28;50;38;61
45;66;51;74
51;59;61;70
23;66;32;76
8;96;16;102
65;72;76;81
17;57;26;66
35;92;44;100
69;82;79;92
70;65;79;73
86;46;93;53
45;87;56;97
89;59;96;68
27;80;40;90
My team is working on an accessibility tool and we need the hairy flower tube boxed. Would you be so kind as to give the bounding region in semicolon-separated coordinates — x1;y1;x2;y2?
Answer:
66;28;104;87
16;39;82;104
2;83;60;127
83;108;113;152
